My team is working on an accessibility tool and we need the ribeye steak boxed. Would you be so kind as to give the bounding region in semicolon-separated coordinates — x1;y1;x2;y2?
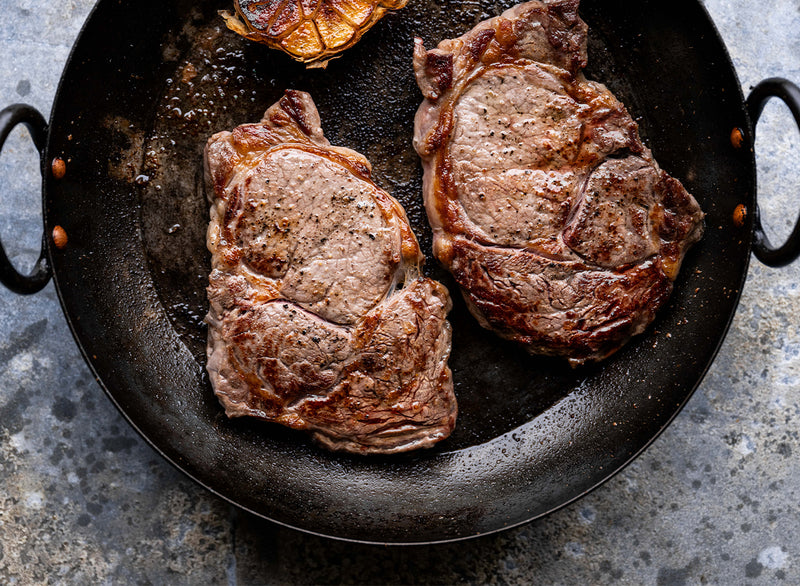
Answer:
413;0;704;365
205;90;456;454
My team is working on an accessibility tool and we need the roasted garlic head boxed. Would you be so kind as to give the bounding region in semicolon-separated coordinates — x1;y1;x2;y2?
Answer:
221;0;408;68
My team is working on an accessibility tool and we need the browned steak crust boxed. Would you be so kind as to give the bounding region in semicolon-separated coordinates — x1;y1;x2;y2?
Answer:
205;90;456;454
413;0;704;366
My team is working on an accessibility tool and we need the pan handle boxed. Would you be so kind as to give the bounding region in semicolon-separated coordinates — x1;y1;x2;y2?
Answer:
0;104;52;294
747;78;800;267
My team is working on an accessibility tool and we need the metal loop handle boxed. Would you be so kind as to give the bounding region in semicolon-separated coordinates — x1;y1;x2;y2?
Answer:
746;78;800;267
0;104;52;294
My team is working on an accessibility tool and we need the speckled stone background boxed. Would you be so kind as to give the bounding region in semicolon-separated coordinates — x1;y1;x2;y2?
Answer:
1;0;799;584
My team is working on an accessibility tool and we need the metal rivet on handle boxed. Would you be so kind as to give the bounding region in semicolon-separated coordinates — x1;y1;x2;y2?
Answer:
733;204;747;227
52;225;68;249
51;157;66;179
730;127;744;149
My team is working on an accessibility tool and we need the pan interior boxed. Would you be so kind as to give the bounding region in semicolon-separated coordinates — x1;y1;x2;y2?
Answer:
44;0;754;542
135;0;664;448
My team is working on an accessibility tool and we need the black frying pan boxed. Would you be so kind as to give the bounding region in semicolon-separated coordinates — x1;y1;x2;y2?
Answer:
1;0;799;544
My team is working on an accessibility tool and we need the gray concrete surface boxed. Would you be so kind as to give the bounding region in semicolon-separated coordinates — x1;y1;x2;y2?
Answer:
1;0;799;584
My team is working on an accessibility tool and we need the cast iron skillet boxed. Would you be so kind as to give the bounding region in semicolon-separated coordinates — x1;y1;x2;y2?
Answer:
1;0;799;544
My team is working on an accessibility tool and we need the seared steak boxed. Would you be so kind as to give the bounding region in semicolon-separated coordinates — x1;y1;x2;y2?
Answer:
205;90;456;454
413;0;704;365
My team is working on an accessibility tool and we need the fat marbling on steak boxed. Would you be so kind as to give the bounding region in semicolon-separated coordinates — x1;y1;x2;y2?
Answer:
205;90;456;454
413;0;704;365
